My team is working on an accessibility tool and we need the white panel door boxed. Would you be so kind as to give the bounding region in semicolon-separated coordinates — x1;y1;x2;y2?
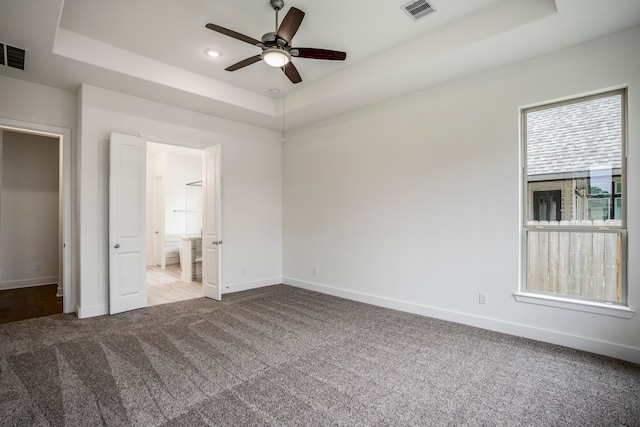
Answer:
202;145;221;301
109;132;147;314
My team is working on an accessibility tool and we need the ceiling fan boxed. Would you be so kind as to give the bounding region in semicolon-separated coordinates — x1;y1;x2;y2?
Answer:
205;0;347;84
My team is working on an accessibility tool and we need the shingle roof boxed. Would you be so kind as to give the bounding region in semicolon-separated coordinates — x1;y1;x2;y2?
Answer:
526;94;622;176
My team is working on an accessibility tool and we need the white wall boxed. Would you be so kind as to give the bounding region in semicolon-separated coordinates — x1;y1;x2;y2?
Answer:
282;26;640;363
0;131;59;289
78;85;283;317
0;75;76;129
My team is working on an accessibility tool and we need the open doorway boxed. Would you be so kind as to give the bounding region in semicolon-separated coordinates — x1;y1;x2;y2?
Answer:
0;119;73;319
110;133;221;314
146;142;204;306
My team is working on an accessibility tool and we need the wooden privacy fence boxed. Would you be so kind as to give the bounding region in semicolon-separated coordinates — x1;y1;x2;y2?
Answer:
527;220;622;302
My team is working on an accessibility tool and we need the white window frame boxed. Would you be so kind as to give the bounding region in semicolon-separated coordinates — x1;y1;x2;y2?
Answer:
515;88;634;318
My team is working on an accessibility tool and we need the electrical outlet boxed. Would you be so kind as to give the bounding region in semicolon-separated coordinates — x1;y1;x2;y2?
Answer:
34;263;41;271
479;292;488;305
242;267;247;275
312;267;318;276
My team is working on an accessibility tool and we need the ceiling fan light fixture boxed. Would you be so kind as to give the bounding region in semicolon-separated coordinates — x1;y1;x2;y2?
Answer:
262;47;291;67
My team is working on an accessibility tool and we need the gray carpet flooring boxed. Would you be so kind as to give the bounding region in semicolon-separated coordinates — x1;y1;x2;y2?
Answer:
0;285;638;426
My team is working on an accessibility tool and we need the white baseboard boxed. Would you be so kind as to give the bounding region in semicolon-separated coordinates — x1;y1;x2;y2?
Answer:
223;277;283;294
282;277;640;365
76;303;109;319
0;276;59;291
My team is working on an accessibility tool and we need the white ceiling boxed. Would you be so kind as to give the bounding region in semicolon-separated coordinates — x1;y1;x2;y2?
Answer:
1;0;639;131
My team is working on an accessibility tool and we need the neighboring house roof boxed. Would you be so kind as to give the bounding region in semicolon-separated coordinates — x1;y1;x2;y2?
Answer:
526;94;622;177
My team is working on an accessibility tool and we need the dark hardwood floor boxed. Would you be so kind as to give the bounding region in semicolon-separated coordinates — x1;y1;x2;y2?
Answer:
0;284;62;324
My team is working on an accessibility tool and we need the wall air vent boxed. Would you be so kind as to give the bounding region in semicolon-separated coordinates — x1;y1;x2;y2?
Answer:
402;0;436;21
0;43;26;70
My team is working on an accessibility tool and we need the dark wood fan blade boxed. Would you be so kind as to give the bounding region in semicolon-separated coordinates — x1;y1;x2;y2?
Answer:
276;7;305;44
293;48;347;61
282;62;302;84
205;23;260;46
225;55;262;71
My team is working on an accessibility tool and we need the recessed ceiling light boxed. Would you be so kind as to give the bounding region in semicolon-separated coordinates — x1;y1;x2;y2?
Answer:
205;49;222;58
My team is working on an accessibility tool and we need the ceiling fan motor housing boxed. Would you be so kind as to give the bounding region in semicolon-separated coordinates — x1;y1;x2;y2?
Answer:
261;32;277;45
261;32;289;49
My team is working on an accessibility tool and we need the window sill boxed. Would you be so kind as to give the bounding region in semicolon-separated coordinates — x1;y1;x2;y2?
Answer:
513;292;635;318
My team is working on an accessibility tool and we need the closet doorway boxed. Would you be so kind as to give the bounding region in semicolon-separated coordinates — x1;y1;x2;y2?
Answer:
0;119;73;317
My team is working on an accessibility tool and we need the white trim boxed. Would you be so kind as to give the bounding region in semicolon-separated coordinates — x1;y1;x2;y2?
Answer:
513;292;635;318
519;84;629;110
283;277;640;364
223;277;282;294
76;303;109;319
0;277;60;290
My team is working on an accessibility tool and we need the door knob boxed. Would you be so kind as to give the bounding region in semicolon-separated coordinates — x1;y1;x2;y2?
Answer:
114;243;120;249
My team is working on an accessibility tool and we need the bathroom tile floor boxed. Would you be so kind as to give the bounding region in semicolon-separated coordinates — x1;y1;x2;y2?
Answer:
146;264;203;306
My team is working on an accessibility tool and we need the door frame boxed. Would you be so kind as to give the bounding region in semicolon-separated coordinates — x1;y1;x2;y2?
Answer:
152;175;165;268
0;117;74;313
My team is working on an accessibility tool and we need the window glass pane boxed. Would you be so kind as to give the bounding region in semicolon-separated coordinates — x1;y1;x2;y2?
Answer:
587;198;610;221
526;94;623;224
526;230;622;302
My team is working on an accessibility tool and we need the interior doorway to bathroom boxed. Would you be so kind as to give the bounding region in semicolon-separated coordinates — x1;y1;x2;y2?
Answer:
146;141;204;306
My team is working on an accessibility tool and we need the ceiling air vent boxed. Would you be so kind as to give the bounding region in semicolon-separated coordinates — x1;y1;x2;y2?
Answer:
402;0;436;21
1;43;26;70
